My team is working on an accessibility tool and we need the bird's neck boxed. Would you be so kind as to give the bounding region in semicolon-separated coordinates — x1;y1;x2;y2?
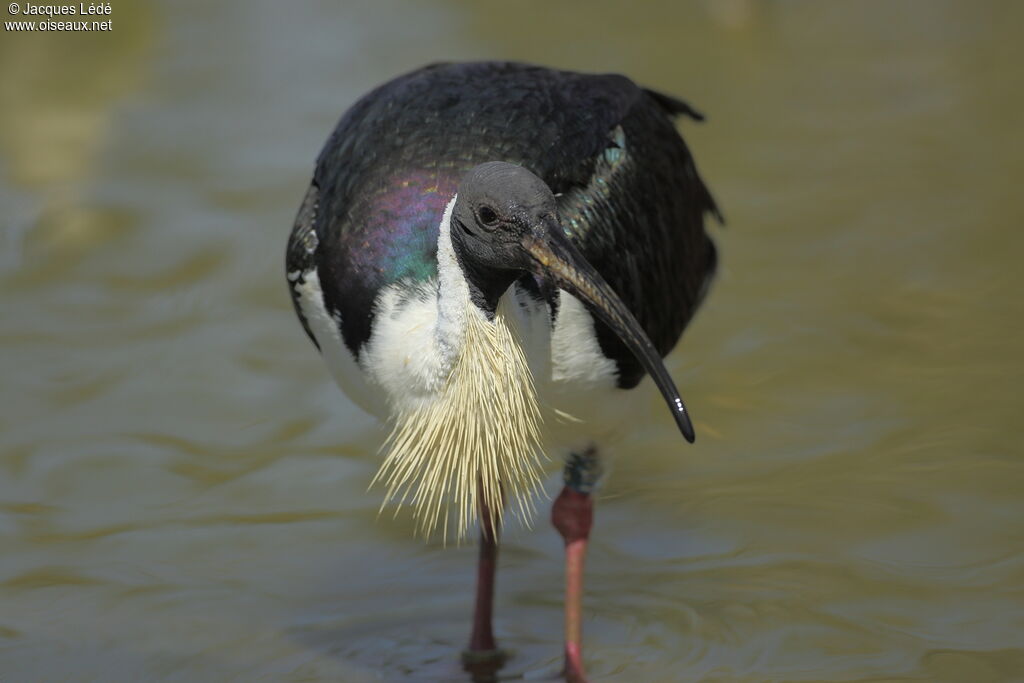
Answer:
441;195;519;319
435;195;509;366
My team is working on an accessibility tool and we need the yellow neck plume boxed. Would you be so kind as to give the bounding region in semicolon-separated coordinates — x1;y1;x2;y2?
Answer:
371;295;545;542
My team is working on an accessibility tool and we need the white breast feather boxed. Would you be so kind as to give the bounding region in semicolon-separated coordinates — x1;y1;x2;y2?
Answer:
292;268;388;418
551;290;618;387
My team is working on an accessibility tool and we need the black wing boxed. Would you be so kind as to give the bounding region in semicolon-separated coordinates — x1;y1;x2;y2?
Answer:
552;82;720;387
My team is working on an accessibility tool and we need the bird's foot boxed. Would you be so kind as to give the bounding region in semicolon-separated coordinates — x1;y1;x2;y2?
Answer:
461;646;508;682
562;641;589;682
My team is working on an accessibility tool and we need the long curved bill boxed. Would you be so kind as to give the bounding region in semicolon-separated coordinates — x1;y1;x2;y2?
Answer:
522;217;696;443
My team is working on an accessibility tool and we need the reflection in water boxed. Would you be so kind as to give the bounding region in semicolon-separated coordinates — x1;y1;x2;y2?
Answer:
1;1;1022;681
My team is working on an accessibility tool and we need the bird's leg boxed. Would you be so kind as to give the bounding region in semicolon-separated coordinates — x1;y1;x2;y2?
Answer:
467;499;500;653
464;487;507;673
552;448;601;683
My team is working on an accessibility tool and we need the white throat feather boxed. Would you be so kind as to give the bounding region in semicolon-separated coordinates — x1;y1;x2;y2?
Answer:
370;196;546;542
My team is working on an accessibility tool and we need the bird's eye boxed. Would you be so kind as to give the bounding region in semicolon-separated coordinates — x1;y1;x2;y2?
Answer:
477;205;499;227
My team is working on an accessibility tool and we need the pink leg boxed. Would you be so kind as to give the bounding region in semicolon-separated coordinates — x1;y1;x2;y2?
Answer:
552;486;594;683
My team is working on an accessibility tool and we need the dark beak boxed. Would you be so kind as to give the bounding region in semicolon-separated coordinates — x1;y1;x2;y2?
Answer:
522;216;696;443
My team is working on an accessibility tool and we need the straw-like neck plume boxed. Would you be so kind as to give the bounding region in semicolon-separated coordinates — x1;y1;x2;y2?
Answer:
370;196;546;541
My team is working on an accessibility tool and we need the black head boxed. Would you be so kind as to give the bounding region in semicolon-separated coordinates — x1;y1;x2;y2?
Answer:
447;161;698;444
450;161;559;310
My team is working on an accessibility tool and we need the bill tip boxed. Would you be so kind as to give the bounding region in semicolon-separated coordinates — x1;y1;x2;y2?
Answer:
677;414;696;443
672;398;696;443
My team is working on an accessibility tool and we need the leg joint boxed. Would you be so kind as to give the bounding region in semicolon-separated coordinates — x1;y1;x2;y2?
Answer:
562;447;602;494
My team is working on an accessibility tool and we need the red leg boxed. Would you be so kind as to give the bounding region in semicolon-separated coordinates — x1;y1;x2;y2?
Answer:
463;500;507;677
553;449;601;682
467;500;500;653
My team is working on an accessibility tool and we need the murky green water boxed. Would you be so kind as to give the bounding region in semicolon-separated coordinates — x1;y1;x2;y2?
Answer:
2;1;1022;681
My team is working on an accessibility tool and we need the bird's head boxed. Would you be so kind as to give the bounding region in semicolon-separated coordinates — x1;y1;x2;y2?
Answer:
450;161;697;443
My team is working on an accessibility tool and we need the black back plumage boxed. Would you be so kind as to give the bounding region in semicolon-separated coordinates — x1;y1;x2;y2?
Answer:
288;61;719;387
